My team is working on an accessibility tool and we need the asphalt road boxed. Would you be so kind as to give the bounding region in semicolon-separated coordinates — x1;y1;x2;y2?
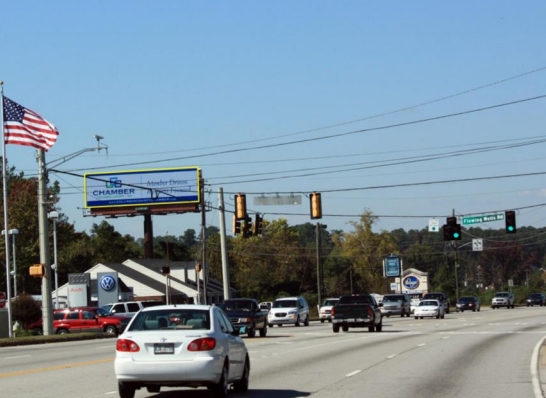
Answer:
2;306;546;398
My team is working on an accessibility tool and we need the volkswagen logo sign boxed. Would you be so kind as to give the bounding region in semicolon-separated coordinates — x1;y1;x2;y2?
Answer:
99;275;117;292
403;276;420;290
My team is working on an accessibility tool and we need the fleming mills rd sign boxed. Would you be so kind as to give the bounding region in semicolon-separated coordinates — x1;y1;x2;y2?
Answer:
462;213;505;225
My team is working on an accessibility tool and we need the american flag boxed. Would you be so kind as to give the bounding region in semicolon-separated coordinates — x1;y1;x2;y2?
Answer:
2;96;59;151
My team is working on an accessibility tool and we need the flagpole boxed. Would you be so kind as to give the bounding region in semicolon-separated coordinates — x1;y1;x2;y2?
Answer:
0;81;13;338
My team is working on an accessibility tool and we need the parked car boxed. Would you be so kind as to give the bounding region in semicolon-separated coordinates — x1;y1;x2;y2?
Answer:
456;296;481;312
115;304;249;398
380;293;411;317
491;292;515;309
101;300;163;318
267;296;310;327
217;298;268;337
319;298;339;323
526;293;545;307
422;292;450;314
53;307;131;336
414;299;445;319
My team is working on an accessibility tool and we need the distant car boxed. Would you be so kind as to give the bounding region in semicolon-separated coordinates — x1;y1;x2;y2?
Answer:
259;301;273;312
422;292;450;314
115;304;249;398
491;292;515;309
267;296;310;327
526;293;545;307
414;299;445;319
53;307;131;336
456;296;481;312
319;298;339;323
410;298;421;314
380;293;411;317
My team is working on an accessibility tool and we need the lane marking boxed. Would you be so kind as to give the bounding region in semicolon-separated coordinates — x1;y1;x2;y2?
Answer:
417;343;426;347
4;355;31;360
346;370;362;377
0;357;112;379
530;335;546;398
387;354;397;359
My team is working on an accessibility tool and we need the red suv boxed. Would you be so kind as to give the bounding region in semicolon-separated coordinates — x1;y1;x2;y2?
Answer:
53;307;131;336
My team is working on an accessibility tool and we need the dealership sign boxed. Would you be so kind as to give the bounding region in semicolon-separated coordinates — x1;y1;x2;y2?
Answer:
84;167;200;208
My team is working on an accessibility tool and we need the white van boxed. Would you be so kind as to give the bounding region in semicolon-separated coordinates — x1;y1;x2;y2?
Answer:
267;296;310;327
101;301;162;318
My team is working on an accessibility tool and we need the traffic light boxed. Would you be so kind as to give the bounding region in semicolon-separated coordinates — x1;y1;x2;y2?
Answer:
505;210;516;233
233;215;242;235
235;193;247;220
243;216;252;238
253;213;263;236
443;217;461;241
310;192;322;219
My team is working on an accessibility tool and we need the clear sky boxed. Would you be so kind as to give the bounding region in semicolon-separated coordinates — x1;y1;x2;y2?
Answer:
2;1;546;240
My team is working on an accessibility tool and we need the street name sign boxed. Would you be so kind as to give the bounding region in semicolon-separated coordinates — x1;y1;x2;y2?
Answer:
462;213;505;225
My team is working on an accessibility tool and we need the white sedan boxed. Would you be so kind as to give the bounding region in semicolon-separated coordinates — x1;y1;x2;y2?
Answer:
414;299;445;319
114;304;249;398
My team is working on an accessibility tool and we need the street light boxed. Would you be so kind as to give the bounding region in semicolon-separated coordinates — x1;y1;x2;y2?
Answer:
2;229;19;298
48;211;59;309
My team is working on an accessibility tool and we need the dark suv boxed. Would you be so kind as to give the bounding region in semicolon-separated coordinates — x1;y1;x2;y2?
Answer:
526;293;545;307
422;292;450;314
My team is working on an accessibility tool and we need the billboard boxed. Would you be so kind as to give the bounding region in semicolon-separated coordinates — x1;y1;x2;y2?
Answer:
84;167;200;209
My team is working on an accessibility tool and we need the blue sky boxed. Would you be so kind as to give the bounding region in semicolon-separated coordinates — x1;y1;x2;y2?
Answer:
2;1;546;240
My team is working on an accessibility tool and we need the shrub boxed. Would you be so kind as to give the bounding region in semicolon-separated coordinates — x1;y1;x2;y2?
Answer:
12;293;42;328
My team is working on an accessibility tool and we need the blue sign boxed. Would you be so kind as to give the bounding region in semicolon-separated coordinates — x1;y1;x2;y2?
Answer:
384;256;401;277
99;275;117;292
403;276;420;290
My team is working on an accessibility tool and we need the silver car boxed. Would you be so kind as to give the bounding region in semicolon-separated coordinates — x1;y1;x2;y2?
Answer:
491;292;515;309
115;304;249;398
380;294;411;317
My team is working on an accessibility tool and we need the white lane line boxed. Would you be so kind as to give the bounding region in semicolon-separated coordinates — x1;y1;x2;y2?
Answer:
417;343;426;347
346;370;362;378
387;354;397;359
442;336;450;340
530;335;546;398
4;355;31;360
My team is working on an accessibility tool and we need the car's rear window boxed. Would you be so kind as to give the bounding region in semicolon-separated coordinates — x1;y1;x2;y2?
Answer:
323;299;339;306
219;300;254;311
495;293;509;297
383;295;404;303
128;309;210;331
339;296;373;304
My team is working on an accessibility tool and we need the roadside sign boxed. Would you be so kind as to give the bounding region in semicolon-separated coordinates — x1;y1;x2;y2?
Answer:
390;283;398;291
428;219;439;232
472;238;483;251
0;291;6;308
384;256;401;277
462;213;505;225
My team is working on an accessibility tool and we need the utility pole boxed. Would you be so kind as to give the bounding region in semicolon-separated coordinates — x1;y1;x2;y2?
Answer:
200;174;207;304
37;149;53;336
218;188;230;301
316;223;327;308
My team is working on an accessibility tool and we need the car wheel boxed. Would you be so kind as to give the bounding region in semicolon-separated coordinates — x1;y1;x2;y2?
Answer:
295;316;300;327
401;310;405;318
233;356;250;393
209;362;228;398
304;315;309;326
104;325;118;336
320;319;324;323
146;386;160;393
342;325;349;332
441;313;445;319
415;316;418;319
118;382;136;398
247;325;256;338
420;317;424;319
333;324;340;333
328;318;332;323
56;328;68;335
278;324;283;327
268;323;273;328
375;322;382;332
436;314;440;319
259;325;267;337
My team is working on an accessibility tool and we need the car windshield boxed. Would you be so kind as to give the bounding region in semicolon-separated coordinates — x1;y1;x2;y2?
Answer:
101;304;113;314
94;308;109;316
128;309;210;331
273;300;297;308
323;299;339;306
218;300;253;312
530;294;543;298
495;293;509;297
383;296;403;303
420;300;438;306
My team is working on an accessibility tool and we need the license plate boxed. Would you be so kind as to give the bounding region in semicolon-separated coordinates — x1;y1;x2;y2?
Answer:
154;343;174;354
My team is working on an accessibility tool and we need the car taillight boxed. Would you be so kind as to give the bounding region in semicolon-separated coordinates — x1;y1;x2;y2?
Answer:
188;338;216;351
116;339;140;352
367;307;373;317
331;307;335;316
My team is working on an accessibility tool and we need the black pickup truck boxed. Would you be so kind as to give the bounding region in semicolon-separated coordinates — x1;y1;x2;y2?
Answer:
218;298;268;337
331;294;383;333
